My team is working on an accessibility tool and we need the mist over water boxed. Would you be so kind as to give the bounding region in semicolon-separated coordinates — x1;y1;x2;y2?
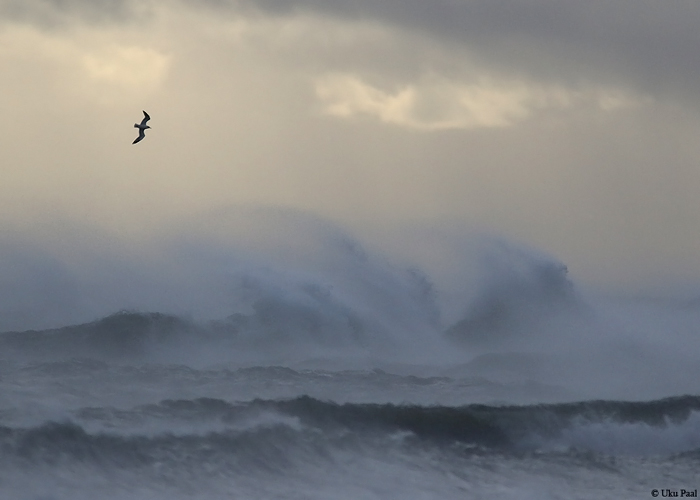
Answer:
1;208;699;499
2;208;699;400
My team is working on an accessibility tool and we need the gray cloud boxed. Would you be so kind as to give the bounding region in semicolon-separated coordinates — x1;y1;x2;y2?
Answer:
0;0;139;27
7;0;700;100
225;0;700;101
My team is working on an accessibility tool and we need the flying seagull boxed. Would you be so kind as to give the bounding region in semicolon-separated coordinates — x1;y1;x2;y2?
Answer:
132;110;151;144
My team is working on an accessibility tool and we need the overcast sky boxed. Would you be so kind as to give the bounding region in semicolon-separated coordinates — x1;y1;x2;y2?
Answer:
2;0;700;290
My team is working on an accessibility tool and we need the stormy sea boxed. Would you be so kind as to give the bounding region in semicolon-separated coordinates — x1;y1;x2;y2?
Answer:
1;211;699;499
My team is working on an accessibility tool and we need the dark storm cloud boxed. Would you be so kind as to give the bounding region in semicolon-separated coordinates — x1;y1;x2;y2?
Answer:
226;0;700;99
7;0;700;100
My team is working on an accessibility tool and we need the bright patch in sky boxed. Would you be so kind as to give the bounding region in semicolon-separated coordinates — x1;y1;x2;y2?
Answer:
316;73;647;130
82;45;170;89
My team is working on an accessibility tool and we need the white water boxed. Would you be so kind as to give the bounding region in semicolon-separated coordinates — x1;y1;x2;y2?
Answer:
1;208;699;499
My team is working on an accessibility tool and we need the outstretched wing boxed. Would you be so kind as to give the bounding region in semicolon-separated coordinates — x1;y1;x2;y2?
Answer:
132;129;146;144
139;110;151;127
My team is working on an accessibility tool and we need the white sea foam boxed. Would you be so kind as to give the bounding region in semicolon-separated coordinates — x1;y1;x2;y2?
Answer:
1;209;700;499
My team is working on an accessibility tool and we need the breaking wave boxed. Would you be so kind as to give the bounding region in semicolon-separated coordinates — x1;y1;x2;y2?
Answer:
2;210;700;402
3;395;700;470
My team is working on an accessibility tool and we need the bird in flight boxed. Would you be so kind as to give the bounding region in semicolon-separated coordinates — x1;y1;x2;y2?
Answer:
132;110;151;144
